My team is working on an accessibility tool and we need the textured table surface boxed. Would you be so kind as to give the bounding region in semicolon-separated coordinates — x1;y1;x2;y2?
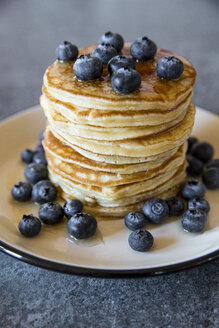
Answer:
0;1;218;327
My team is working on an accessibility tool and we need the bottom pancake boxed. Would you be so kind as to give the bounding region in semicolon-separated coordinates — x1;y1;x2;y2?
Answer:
76;185;181;218
48;163;186;217
57;184;181;218
48;162;186;200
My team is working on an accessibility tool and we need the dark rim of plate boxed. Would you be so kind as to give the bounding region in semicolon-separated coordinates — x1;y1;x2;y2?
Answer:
0;239;218;277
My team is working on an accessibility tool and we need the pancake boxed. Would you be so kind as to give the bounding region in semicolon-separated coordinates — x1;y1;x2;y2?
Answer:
45;141;185;187
60;185;181;218
49;164;185;216
44;128;186;174
43;98;188;141
49;127;184;164
48;161;186;200
41;86;193;127
48;102;195;157
43;44;196;111
41;42;196;218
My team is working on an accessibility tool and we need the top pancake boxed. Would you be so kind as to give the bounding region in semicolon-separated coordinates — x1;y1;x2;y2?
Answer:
43;43;196;111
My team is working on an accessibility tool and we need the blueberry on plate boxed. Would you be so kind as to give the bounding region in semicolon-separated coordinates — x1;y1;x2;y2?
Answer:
18;214;42;237
39;202;64;224
56;41;78;61
130;36;157;61
32;180;57;204
206;158;219;169
181;209;207;233
63;199;83;219
73;54;103;81
202;167;219;190
21;149;35;164
39;130;45;142
186;155;204;177
124;211;147;231
35;144;44;153
128;229;154;252
187;136;198;154
111;67;141;94
156;56;184;79
181;179;206;200
99;31;124;52
188;197;210;214
11;182;32;202
166;196;185;216
33;151;47;166
24;163;48;184
190;141;214;163
67;212;97;239
108;55;136;75
143;198;169;224
92;43;117;64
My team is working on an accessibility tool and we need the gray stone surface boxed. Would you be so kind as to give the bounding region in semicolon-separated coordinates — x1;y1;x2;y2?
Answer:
0;0;218;327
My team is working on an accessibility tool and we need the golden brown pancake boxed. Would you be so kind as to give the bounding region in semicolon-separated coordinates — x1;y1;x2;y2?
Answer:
43;97;189;141
60;185;182;218
47;102;195;157
41;86;193;127
44;127;186;173
48;161;186;200
43;44;196;110
41;42;196;217
48;164;186;217
46;140;186;187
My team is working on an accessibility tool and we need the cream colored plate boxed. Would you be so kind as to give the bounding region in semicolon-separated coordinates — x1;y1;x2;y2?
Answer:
0;106;218;274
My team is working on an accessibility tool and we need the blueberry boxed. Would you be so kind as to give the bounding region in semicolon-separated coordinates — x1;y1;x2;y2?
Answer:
24;163;48;184
130;36;157;61
124;211;147;231
156;56;184;79
206;158;219;169
21;149;35;164
181;179;206;200
166;197;185;216
11;182;32;202
39;202;64;224
187;136;198;154
143;198;169;224
111;67;141;94
92;43;117;64
33;152;47;166
186;155;204;177
128;229;154;252
73;54;103;81
56;41;78;61
108;55;136;75
35;144;44;152
67;212;97;239
18;214;42;237
63;199;83;219
181;209;207;233
32;180;57;204
39;130;45;142
190;141;214;163
99;31;124;52
202;167;219;190
188;198;210;214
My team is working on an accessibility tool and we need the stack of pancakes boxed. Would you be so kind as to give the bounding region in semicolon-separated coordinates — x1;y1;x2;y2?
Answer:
41;44;196;217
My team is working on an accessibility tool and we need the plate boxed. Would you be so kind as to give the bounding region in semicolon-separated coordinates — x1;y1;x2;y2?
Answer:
0;106;218;275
